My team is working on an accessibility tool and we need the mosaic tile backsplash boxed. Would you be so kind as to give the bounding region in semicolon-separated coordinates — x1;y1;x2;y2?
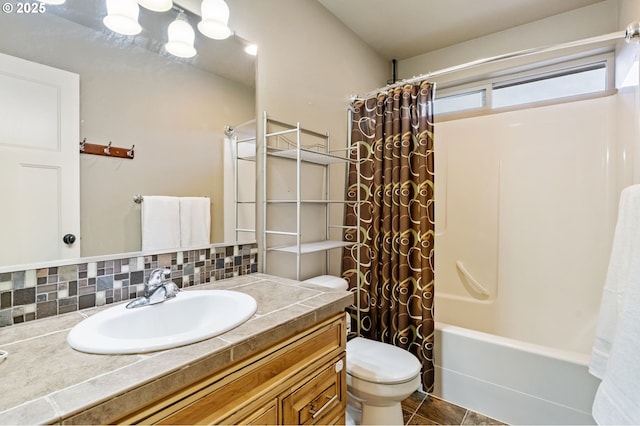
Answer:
0;243;258;327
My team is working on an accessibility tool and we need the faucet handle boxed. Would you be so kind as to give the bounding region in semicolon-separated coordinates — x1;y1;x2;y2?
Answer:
148;268;171;285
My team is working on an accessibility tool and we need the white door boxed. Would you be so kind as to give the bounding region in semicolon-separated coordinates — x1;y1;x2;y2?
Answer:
0;52;80;267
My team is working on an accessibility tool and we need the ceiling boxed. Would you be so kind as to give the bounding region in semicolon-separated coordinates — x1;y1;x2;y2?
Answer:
317;0;606;60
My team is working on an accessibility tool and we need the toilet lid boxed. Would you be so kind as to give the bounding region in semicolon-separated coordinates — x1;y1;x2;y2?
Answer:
347;337;421;384
303;275;348;290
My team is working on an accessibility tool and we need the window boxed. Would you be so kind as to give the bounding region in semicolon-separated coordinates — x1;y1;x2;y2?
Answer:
434;54;612;117
492;64;607;108
434;89;485;114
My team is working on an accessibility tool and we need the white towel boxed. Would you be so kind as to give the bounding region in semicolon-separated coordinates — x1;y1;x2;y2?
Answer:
589;184;640;424
141;196;181;251
180;197;211;248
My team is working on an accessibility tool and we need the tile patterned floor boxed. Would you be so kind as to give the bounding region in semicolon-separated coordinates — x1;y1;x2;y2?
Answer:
402;391;507;425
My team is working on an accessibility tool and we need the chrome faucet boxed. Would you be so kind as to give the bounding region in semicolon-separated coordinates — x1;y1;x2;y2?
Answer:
126;268;180;309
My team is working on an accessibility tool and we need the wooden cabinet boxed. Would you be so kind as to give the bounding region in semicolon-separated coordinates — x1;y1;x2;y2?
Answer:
114;313;346;425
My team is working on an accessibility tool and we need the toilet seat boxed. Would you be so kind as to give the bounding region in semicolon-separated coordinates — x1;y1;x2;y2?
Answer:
347;337;421;384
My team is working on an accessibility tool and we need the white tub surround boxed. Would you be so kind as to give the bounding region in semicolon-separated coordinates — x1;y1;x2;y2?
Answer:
435;96;618;354
432;94;627;424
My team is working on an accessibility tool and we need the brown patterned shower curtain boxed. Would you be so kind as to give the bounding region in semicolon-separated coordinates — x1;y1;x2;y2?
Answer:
342;81;435;392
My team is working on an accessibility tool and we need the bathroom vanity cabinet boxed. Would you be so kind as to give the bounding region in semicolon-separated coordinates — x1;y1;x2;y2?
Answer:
0;274;352;425
114;313;346;425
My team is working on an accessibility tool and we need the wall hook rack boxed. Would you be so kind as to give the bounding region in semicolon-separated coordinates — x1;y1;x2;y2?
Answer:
79;139;135;159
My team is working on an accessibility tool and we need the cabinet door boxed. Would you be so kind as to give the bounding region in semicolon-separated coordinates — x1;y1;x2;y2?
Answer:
282;355;346;425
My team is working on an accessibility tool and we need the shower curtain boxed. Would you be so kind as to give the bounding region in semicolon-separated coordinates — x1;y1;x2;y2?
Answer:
342;81;436;392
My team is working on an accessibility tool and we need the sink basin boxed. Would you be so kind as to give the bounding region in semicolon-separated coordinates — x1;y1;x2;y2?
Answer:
67;290;257;354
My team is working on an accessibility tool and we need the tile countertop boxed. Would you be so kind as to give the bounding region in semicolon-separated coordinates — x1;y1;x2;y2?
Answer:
0;273;353;425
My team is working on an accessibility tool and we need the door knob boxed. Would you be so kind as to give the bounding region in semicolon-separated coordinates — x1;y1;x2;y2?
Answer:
63;234;76;245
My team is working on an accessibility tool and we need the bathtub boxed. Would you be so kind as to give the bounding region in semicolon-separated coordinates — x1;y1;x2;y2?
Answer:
430;97;623;424
433;323;600;425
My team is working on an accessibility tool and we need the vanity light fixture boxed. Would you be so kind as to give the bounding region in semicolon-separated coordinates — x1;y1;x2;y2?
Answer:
165;12;197;58
101;0;238;57
198;0;232;40
39;0;66;4
103;0;142;36
137;0;173;12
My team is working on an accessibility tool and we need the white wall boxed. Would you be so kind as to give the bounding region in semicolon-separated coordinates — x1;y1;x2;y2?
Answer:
228;0;389;278
229;0;388;131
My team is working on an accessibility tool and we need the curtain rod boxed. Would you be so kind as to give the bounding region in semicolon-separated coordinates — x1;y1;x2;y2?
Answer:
352;24;639;101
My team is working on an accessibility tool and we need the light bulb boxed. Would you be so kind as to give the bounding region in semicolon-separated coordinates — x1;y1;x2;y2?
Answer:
198;0;231;40
103;0;142;36
165;13;197;58
137;0;173;12
244;44;257;56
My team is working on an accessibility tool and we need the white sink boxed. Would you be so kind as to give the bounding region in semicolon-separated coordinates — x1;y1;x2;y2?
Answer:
67;290;257;354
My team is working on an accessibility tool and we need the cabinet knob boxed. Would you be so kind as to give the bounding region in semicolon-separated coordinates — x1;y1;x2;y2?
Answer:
63;234;76;245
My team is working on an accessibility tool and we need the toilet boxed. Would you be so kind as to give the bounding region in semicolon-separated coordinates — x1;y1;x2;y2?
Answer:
303;275;422;425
